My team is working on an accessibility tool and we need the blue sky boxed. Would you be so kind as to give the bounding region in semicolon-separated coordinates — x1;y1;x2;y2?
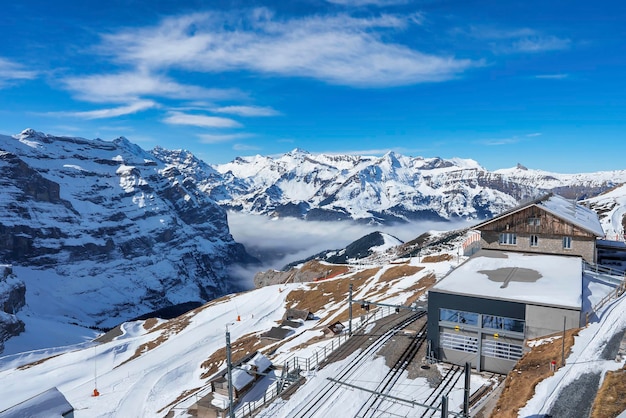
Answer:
1;0;625;173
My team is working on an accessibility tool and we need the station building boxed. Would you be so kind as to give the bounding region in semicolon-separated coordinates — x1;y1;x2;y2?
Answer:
427;194;606;374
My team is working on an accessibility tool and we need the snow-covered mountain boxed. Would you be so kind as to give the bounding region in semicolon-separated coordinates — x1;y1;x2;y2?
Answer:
584;183;626;240
208;150;626;224
0;129;256;349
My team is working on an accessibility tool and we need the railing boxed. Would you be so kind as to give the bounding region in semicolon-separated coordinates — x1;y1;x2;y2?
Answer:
583;261;626;285
278;306;393;373
233;306;396;417
169;306;397;417
588;280;626;325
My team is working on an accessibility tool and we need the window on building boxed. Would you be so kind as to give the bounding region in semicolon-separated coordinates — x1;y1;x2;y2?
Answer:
482;315;525;333
528;217;541;227
499;233;517;245
441;332;478;353
439;308;478;326
530;234;539;247
563;236;572;249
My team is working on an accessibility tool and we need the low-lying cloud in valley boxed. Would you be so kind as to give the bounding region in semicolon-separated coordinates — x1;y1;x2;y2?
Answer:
227;211;473;285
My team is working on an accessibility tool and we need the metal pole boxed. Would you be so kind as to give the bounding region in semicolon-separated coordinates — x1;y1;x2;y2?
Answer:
561;316;566;366
463;362;471;417
226;328;235;418
441;395;448;418
349;283;353;336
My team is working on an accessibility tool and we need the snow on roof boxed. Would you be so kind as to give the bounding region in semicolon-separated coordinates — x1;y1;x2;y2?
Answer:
431;250;583;309
0;387;72;418
474;193;604;237
247;353;272;373
231;369;255;391
539;194;604;237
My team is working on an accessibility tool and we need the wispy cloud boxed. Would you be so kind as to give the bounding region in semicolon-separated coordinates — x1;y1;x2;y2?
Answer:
479;132;541;146
62;71;242;103
163;111;241;128
464;26;570;54
512;36;570;53
233;143;261;151
198;133;252;143
326;0;410;7
212;105;280;117
98;10;476;87
535;73;569;80
0;57;37;87
44;100;157;119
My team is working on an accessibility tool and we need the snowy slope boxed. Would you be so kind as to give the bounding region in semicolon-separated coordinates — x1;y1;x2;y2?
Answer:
584;183;626;240
0;227;621;418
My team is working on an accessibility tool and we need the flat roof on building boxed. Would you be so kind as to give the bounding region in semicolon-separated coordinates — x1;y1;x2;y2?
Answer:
431;250;582;310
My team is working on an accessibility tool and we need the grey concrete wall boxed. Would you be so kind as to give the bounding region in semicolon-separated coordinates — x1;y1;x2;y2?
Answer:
480;231;596;263
525;304;582;340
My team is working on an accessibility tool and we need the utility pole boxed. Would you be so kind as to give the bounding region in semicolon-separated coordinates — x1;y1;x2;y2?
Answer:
561;316;566;366
348;283;353;336
463;362;471;417
441;395;448;418
226;327;235;418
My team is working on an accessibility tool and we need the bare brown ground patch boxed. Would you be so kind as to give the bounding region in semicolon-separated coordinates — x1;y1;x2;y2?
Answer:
17;353;63;370
200;333;269;379
143;317;159;331
158;387;201;414
396;273;436;306
379;265;424;282
490;328;579;418
421;254;453;263
299;260;350;280
590;366;626;418
285;268;377;314
117;310;197;368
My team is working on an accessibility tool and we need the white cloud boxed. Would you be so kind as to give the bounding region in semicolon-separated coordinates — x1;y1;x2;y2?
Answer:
464;26;570;54
45;100;157;119
98;10;476;87
512;36;570;53
163;111;241;128
233;143;261;151
535;73;569;80
198;133;252;143
326;0;410;6
0;57;37;87
62;71;242;103
212;105;280;117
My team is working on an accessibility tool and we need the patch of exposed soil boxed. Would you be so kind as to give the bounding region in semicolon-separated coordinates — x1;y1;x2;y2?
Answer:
591;366;626;418
422;254;453;263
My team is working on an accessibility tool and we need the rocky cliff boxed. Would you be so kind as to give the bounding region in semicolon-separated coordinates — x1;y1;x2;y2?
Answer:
0;129;256;333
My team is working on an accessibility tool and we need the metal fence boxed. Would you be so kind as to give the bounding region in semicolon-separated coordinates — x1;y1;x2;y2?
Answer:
232;306;395;417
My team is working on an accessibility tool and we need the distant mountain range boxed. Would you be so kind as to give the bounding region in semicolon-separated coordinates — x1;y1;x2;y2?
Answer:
205;150;626;224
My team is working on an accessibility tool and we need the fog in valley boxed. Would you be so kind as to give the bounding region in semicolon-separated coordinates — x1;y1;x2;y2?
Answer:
227;211;473;286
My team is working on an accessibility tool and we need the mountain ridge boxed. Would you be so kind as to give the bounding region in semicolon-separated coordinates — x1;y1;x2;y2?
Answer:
208;148;626;224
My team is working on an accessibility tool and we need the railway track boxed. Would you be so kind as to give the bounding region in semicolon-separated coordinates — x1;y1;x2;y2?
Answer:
285;311;424;418
418;364;463;418
354;319;428;418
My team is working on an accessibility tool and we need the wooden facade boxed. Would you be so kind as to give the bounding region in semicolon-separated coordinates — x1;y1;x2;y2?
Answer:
477;202;598;262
